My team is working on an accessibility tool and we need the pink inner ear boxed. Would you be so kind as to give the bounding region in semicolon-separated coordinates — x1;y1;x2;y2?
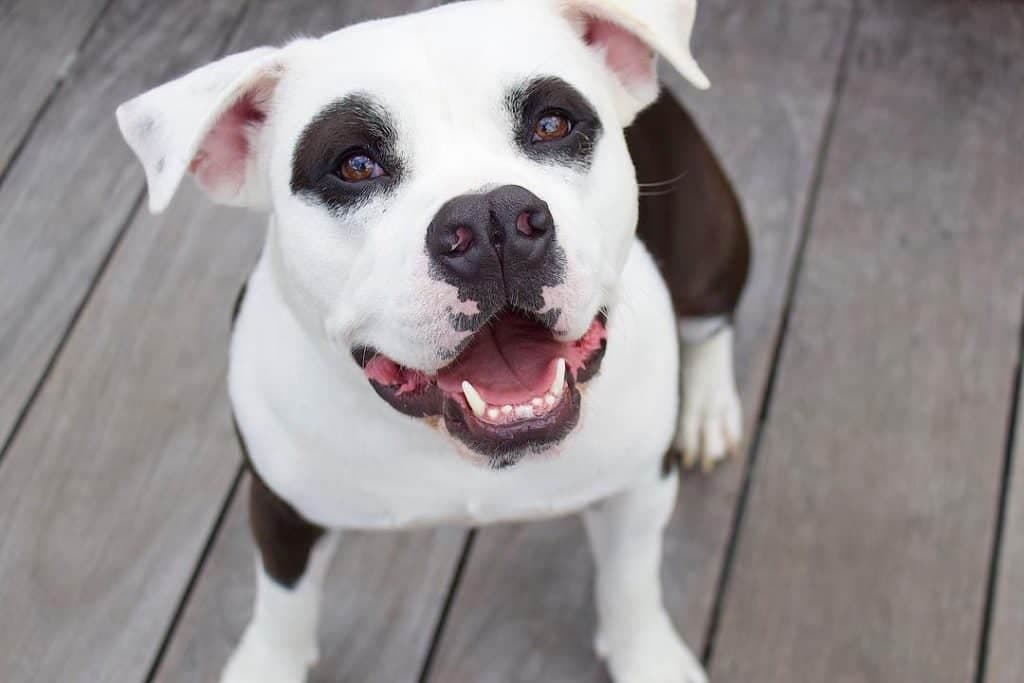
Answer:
189;89;269;195
582;15;655;86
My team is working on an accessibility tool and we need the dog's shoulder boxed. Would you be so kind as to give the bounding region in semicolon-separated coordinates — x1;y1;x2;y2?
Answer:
627;91;750;319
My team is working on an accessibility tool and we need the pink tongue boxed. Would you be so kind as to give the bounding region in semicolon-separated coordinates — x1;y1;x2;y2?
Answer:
436;315;564;405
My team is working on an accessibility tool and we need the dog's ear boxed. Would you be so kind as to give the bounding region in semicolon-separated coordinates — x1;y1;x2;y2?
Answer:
555;0;708;124
115;46;286;213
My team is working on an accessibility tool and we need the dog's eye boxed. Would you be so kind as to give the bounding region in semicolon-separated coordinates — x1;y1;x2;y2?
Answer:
532;112;573;142
336;151;386;183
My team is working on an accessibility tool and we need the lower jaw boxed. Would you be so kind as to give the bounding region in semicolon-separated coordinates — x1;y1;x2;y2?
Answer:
368;373;583;468
440;373;583;468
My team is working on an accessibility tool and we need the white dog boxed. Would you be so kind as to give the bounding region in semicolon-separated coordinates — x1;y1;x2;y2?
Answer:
116;1;749;681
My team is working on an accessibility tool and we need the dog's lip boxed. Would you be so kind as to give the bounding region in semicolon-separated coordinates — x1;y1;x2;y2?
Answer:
351;310;608;463
351;310;607;384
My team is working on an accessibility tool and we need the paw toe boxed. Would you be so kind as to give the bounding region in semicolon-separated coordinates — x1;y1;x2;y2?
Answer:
675;399;742;475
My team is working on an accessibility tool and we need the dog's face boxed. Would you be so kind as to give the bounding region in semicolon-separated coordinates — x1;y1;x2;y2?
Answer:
117;0;707;467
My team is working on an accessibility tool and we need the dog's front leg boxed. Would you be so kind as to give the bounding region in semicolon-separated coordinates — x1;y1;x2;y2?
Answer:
582;472;707;683
222;474;336;683
675;318;742;473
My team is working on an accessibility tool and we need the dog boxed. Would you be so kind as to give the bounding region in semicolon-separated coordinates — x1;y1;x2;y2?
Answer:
116;1;749;681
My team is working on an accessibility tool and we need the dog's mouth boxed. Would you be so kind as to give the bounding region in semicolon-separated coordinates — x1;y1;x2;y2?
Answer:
353;309;608;467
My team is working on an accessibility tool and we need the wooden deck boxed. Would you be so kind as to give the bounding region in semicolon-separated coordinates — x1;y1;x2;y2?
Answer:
0;1;1022;681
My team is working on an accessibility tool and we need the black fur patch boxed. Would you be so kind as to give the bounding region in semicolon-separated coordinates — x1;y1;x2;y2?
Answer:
628;93;750;319
290;94;405;214
234;418;325;589
506;76;603;169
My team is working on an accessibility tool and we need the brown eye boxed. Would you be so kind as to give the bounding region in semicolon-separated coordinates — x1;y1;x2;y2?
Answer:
533;112;572;142
337;152;384;183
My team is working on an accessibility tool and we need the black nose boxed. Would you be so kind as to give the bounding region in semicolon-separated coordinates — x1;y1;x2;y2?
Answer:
426;185;555;286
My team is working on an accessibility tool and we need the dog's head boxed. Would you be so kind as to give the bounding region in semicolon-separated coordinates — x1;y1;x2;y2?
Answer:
116;0;707;467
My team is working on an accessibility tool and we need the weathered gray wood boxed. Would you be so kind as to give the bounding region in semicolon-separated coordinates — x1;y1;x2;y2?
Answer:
0;183;258;683
153;477;465;683
986;367;1024;683
0;2;451;683
710;5;1024;682
0;0;246;462
0;0;111;175
425;2;857;680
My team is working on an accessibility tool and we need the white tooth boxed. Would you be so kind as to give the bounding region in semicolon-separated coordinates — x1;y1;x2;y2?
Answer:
462;381;486;418
545;393;557;406
532;397;544;409
551;358;567;397
502;405;514;415
516;405;534;419
488;407;500;420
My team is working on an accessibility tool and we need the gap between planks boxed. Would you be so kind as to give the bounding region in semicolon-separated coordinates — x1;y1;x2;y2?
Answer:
0;0;253;474
0;0;117;188
0;189;143;472
974;296;1024;683
699;1;863;664
143;466;248;683
0;0;253;473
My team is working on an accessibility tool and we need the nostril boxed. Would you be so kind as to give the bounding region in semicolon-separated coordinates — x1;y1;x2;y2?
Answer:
448;225;474;255
516;211;549;238
515;212;532;237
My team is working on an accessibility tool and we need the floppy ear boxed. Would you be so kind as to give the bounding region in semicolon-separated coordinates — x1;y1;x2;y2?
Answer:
115;46;285;213
556;0;709;124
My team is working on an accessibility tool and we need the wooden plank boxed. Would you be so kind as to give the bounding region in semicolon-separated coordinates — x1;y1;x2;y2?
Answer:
0;0;111;175
0;183;257;683
986;360;1024;683
152;476;465;683
0;3;457;683
424;2;856;680
0;0;246;462
709;4;1024;682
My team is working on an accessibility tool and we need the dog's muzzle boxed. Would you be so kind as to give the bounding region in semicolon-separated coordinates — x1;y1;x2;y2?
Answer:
352;185;606;468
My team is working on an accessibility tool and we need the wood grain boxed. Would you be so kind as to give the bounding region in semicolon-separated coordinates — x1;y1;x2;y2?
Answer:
0;182;259;683
153;476;465;683
986;362;1024;683
709;5;1024;682
0;0;246;462
424;2;856;680
0;0;111;175
0;1;442;682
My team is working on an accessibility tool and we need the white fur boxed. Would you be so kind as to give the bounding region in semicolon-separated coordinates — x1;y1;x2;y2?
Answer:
222;535;338;683
114;2;735;682
115;47;281;212
584;473;707;683
676;325;742;471
678;314;728;345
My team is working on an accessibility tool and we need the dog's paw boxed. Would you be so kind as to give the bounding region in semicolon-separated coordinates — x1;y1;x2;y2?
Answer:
220;628;315;683
599;615;708;683
675;378;741;473
674;327;742;473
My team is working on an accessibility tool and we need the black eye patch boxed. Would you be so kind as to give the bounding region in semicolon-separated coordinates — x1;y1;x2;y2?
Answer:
506;76;603;168
290;94;405;213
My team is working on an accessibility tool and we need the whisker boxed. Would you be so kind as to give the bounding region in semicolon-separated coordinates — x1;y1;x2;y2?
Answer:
636;171;690;188
638;188;680;197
